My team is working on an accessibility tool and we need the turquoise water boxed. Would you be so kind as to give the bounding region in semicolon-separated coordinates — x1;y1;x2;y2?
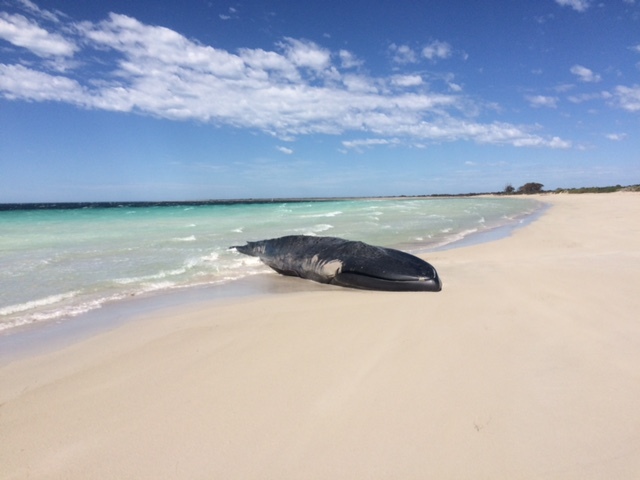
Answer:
0;197;542;333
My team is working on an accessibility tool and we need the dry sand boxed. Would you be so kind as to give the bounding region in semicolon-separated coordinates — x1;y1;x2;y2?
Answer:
1;192;640;479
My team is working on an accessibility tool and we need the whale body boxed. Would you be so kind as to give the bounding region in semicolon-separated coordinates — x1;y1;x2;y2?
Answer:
232;235;442;292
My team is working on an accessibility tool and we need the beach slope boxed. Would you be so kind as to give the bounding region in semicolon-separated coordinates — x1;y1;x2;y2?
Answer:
1;192;640;479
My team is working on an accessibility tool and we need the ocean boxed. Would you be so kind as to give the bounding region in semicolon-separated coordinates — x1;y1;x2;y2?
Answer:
0;197;543;334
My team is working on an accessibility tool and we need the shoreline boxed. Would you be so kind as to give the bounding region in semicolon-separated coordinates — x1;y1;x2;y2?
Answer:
0;196;546;361
2;192;640;479
0;273;329;363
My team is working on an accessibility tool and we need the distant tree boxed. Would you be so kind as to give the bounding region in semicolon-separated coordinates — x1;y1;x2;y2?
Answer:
517;182;544;194
504;184;515;194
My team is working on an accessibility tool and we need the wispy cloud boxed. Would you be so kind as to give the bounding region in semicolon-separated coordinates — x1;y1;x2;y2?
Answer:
570;64;601;83
605;133;627;141
277;37;331;72
391;74;423;87
219;6;238;21
0;10;572;149
389;44;417;64
338;50;363;69
0;64;83;102
276;146;294;154
0;12;76;56
422;40;452;61
612;85;640;112
526;95;559;108
16;0;62;22
555;0;591;12
567;91;610;103
342;138;400;150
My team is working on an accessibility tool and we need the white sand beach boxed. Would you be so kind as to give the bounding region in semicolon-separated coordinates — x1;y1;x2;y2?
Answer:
1;192;640;479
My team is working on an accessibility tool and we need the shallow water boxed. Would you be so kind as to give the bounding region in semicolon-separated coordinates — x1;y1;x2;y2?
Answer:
0;197;542;333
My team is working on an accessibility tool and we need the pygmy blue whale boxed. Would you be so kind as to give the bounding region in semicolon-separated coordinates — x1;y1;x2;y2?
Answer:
232;235;442;292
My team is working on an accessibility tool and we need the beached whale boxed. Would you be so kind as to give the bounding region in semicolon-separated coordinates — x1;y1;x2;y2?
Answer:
232;235;442;292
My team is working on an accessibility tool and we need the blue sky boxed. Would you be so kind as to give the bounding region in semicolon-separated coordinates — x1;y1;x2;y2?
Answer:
1;0;639;201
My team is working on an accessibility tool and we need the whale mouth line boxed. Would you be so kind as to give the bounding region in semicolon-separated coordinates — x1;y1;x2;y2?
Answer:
343;270;435;282
349;273;430;282
332;271;442;292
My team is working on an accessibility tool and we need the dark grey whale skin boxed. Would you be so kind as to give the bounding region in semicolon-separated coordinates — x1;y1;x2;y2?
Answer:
232;235;442;292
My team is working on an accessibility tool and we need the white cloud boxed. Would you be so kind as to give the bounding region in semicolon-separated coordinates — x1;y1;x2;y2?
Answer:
0;64;83;102
389;44;417;64
612;85;640;112
342;138;401;152
338;50;362;69
277;146;294;154
391;74;423;87
278;37;331;72
422;40;452;60
512;135;571;148
343;138;396;148
16;0;62;23
554;83;574;93
0;12;76;57
342;74;379;93
526;95;559;108
0;11;570;150
630;44;640;53
81;14;246;78
239;47;300;82
605;133;627;141
567;91;608;103
555;0;591;12
570;64;601;83
219;6;238;20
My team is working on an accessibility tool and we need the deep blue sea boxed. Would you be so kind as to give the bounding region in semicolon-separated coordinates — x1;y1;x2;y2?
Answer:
0;197;542;334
